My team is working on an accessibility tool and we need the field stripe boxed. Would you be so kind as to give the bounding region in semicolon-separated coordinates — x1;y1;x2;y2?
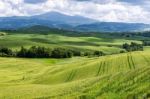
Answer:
127;54;132;69
66;70;77;82
96;62;103;76
127;53;135;69
102;61;106;74
130;53;135;69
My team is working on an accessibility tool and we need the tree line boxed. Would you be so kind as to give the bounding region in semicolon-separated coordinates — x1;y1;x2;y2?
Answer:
142;40;150;46
0;46;104;58
122;42;143;52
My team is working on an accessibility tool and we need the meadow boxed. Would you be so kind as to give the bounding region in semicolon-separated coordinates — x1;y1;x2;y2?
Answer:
0;31;149;99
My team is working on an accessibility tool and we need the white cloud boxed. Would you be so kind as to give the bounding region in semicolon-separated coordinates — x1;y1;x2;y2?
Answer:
0;0;150;23
0;0;25;16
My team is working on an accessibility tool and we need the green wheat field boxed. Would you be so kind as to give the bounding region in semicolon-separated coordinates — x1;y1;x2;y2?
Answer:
0;32;150;99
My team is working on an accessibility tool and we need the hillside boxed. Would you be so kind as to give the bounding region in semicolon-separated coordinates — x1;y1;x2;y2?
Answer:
0;50;149;98
0;30;149;98
0;31;143;55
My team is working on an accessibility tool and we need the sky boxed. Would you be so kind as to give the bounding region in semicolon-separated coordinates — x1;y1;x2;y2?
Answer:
0;0;150;23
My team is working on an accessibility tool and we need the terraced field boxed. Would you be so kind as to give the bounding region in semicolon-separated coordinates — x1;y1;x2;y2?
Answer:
0;50;149;99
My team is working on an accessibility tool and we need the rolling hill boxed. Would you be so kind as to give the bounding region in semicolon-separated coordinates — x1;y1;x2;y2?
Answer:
0;50;149;98
0;31;143;55
0;28;149;99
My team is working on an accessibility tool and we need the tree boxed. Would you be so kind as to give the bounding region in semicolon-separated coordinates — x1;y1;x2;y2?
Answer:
122;42;143;52
0;47;13;56
51;48;73;58
143;40;150;46
17;46;28;57
17;46;52;58
94;51;104;56
123;43;130;51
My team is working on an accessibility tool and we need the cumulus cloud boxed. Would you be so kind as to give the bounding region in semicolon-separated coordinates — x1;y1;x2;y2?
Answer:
0;0;150;23
0;0;24;16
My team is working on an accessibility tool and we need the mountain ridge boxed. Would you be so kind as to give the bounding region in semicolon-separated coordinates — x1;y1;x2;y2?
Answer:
0;11;150;32
75;22;150;32
0;11;96;30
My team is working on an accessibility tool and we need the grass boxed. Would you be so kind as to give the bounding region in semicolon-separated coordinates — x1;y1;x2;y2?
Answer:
0;33;141;54
0;32;149;98
0;50;149;99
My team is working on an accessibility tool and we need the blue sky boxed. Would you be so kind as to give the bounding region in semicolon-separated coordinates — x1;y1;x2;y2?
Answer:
0;0;150;23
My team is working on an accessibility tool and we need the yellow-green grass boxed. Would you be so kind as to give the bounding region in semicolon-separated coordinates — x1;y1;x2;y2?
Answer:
0;50;149;99
144;46;150;52
0;34;141;54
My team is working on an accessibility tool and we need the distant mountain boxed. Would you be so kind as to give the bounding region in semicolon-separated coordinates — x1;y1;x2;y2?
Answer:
33;12;97;25
0;12;150;32
0;11;96;30
75;22;150;32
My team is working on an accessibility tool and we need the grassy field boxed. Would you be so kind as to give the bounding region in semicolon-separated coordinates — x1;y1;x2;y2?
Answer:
0;50;149;99
0;32;149;99
0;33;142;54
